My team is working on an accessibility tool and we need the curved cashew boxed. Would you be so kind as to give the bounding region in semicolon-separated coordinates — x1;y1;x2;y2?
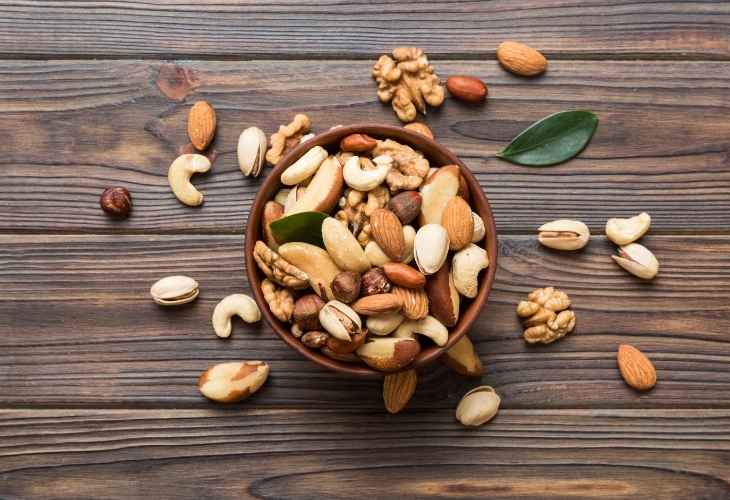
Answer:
168;154;211;206
280;146;328;186
471;212;486;242
212;294;261;338
451;243;489;298
343;155;391;191
394;315;448;346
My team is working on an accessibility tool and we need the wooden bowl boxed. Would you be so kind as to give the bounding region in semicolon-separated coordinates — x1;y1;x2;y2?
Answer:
245;124;498;378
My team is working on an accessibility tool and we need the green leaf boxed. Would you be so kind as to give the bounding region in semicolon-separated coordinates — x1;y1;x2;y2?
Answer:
496;110;598;166
269;211;328;247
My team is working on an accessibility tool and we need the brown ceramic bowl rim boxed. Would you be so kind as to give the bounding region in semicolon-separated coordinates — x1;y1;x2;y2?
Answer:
245;123;498;378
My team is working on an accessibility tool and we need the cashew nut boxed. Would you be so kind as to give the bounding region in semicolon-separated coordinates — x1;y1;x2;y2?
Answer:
168;154;211;206
343;155;391;191
394;315;448;346
451;243;489;298
280;146;328;186
212;294;261;338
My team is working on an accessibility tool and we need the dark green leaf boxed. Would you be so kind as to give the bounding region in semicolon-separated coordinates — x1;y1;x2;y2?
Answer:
496;110;598;166
269;211;328;247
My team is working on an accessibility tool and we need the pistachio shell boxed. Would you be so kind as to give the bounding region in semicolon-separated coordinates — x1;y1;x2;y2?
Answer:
612;243;659;280
150;275;199;306
455;386;500;427
413;224;449;275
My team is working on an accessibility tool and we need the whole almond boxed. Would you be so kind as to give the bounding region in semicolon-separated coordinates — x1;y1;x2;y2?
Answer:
383;262;426;289
496;41;547;77
617;344;656;391
446;75;487;104
404;122;434;139
370;208;405;261
187;100;217;150
340;133;377;153
442;196;474;251
383;369;417;414
388;191;422;225
352;293;403;315
391;286;429;320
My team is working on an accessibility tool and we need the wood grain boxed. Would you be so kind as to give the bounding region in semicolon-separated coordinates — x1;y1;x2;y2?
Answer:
0;408;728;499
0;1;727;59
2;234;728;408
2;60;729;233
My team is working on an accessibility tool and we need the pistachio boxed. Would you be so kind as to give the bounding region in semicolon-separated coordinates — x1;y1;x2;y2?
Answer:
318;300;362;341
150;275;199;306
606;212;651;246
612;243;659;280
237;126;267;177
537;219;590;251
413;223;449;275
455;386;501;427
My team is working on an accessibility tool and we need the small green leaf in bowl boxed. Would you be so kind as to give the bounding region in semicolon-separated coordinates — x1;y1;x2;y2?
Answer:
496;110;598;166
269;211;329;247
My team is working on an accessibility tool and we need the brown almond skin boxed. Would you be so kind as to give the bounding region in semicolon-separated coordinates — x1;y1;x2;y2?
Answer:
404;123;434;139
383;262;426;289
263;201;284;247
388;191;422;225
442;196;474;251
497;41;547;77
187;100;216;150
617;344;657;391
446;75;487;104
351;293;403;315
383;369;417;414
340;133;377;153
391;286;429;320
370;208;405;261
426;261;458;327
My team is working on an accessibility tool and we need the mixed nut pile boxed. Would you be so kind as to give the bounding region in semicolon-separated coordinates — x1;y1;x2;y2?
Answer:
98;39;661;427
252;130;490;373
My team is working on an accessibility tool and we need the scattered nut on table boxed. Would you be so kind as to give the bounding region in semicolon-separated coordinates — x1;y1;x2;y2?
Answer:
150;275;200;306
612;242;659;280
606;212;651;246
455;386;501;427
198;361;269;403
237;126;267;177
168;153;211;206
517;286;576;344
537;219;590;251
99;186;132;218
211;294;261;338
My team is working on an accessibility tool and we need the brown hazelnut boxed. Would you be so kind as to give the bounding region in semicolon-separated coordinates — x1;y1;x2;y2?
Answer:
388;191;422;225
293;294;325;331
360;267;391;296
99;187;132;218
332;271;361;304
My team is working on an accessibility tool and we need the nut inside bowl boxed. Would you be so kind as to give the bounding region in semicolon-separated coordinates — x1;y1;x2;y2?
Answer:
245;124;498;378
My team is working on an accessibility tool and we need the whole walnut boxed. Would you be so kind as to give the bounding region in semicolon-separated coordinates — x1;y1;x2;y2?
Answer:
361;268;391;296
372;47;445;123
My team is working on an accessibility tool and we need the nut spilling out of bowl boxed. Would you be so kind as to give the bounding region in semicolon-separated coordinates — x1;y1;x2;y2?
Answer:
247;126;496;375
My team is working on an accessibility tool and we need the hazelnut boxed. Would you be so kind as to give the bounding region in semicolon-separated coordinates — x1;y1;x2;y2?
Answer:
293;294;325;331
99;187;132;218
301;330;329;349
361;267;391;296
332;271;361;304
388;191;422;225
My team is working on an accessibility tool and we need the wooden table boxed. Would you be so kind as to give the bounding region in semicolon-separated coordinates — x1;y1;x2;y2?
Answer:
2;2;729;498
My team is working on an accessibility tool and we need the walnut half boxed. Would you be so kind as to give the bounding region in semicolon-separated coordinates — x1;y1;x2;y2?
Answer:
516;287;575;344
372;47;445;123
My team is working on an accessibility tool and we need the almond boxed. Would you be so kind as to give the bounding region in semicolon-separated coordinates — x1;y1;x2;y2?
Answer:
383;369;417;414
388;191;422;225
197;361;269;403
404;122;434;139
426;260;459;327
617;344;657;391
356;337;420;372
442;335;482;377
446;75;487;104
383;262;426;289
391;286;429;320
340;133;377;153
442;196;474;251
352;293;403;315
496;41;547;77
187;100;217;151
370;208;405;261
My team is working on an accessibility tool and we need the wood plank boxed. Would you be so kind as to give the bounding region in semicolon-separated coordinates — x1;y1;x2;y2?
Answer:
0;1;727;58
2;59;729;233
0;408;728;499
2;234;728;408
